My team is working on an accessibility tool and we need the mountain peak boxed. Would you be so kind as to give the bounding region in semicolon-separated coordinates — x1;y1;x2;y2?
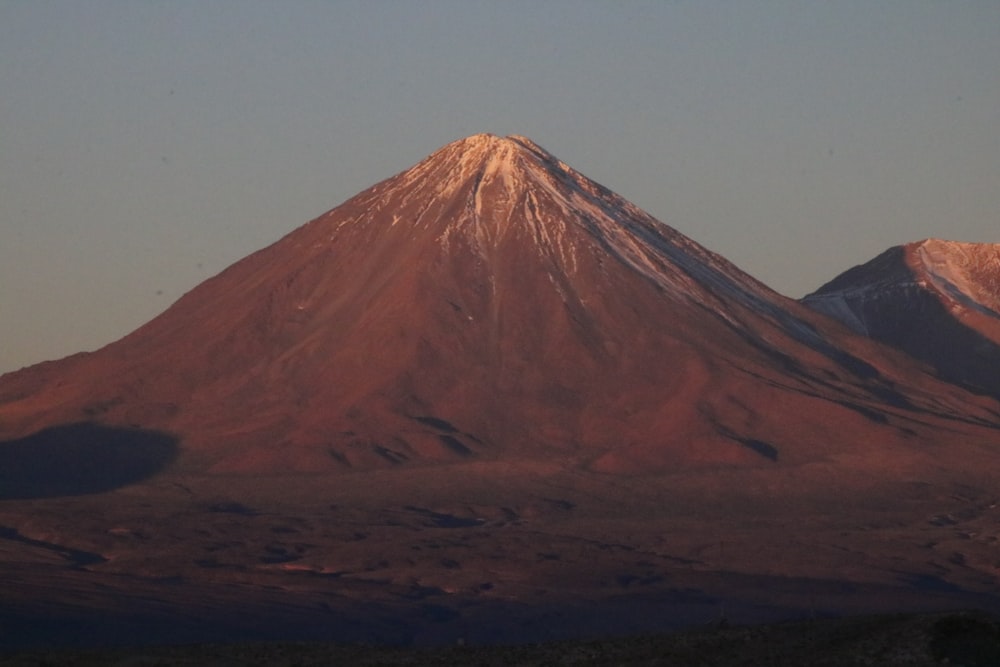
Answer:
804;239;1000;304
906;238;1000;270
803;238;1000;398
391;133;549;197
374;133;758;307
907;239;1000;313
444;133;552;155
373;132;610;260
420;133;561;176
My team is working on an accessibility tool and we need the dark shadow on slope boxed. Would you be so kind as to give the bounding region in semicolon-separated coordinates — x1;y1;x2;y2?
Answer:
438;434;473;456
867;293;1000;401
0;422;178;500
0;525;106;566
709;420;779;462
830;399;889;424
410;415;485;450
734;437;779;461
413;415;459;433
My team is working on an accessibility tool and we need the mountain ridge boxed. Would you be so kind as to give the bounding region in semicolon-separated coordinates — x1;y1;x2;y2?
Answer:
803;238;1000;398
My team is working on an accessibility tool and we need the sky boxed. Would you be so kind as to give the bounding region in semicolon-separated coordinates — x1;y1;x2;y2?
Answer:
1;1;998;374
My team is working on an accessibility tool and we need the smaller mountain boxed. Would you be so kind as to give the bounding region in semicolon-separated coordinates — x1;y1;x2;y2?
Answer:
802;239;1000;398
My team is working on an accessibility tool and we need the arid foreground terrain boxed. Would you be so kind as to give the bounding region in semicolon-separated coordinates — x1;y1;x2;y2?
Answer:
3;459;1000;651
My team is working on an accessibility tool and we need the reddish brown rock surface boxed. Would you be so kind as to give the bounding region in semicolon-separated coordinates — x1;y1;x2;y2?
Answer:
2;135;995;475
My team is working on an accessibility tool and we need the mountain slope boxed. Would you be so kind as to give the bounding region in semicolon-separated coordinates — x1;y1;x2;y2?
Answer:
1;136;996;475
802;239;1000;399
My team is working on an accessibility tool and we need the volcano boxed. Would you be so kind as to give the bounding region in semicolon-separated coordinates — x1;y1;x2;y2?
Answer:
1;135;997;475
803;239;1000;399
0;135;1000;472
3;136;1000;650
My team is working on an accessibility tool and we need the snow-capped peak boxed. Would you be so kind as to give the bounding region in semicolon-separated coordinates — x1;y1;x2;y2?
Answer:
910;239;1000;313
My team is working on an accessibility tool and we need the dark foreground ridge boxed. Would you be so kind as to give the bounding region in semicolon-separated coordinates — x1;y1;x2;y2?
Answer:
3;610;999;666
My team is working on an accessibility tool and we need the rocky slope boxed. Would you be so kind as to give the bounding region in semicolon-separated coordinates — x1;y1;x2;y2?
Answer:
803;239;1000;399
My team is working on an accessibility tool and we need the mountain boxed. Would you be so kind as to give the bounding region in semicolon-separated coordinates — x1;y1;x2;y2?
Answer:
2;135;993;476
802;239;1000;399
3;136;1000;649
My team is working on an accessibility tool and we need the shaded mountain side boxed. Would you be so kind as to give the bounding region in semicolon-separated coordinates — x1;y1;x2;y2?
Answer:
803;241;1000;400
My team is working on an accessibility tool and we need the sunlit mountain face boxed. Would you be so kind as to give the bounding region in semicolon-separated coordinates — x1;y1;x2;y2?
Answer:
3;135;994;473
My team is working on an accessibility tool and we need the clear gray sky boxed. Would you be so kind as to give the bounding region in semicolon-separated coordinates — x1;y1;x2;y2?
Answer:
2;1;998;374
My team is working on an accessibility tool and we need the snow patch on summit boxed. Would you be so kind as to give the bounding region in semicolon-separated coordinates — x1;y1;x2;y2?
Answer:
338;132;794;330
913;239;1000;314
